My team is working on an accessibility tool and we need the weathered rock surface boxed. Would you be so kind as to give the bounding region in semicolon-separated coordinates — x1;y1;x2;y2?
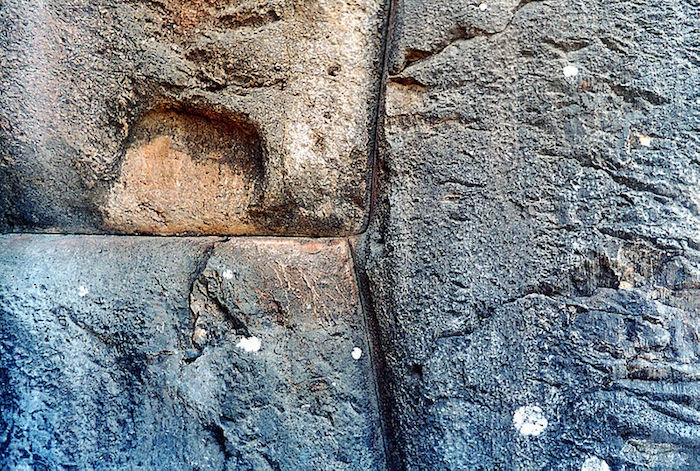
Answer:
0;235;384;469
0;0;388;236
361;0;700;469
3;0;700;469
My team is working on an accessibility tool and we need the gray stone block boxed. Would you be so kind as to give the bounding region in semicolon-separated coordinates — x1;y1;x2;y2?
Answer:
361;0;700;468
0;235;385;470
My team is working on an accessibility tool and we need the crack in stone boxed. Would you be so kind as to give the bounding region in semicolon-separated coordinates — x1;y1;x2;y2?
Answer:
393;0;545;75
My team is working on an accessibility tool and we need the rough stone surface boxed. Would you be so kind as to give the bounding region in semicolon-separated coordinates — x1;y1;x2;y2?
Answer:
0;235;384;470
0;0;388;236
3;0;700;469
361;0;700;468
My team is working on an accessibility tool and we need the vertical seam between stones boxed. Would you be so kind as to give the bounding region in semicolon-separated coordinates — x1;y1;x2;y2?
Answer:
361;0;398;235
350;1;401;467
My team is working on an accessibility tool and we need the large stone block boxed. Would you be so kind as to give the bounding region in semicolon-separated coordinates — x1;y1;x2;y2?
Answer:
0;235;385;469
0;0;389;235
361;0;700;468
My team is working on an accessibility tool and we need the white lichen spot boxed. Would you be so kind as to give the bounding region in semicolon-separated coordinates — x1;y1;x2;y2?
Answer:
513;405;548;436
78;285;89;297
192;327;207;347
478;2;488;11
351;347;362;360
634;131;652;147
222;269;233;280
563;65;579;78
581;456;610;471
236;336;261;353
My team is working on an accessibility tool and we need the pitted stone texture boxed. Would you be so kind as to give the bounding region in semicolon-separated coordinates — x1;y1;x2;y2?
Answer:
0;235;385;470
362;0;700;469
0;0;388;235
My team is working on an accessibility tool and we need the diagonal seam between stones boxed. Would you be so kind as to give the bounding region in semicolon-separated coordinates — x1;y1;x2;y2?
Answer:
347;238;395;470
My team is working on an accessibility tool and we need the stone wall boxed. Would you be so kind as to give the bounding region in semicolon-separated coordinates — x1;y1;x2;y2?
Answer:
1;0;698;469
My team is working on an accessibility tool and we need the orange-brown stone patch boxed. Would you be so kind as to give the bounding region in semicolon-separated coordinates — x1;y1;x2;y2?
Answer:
104;109;264;235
